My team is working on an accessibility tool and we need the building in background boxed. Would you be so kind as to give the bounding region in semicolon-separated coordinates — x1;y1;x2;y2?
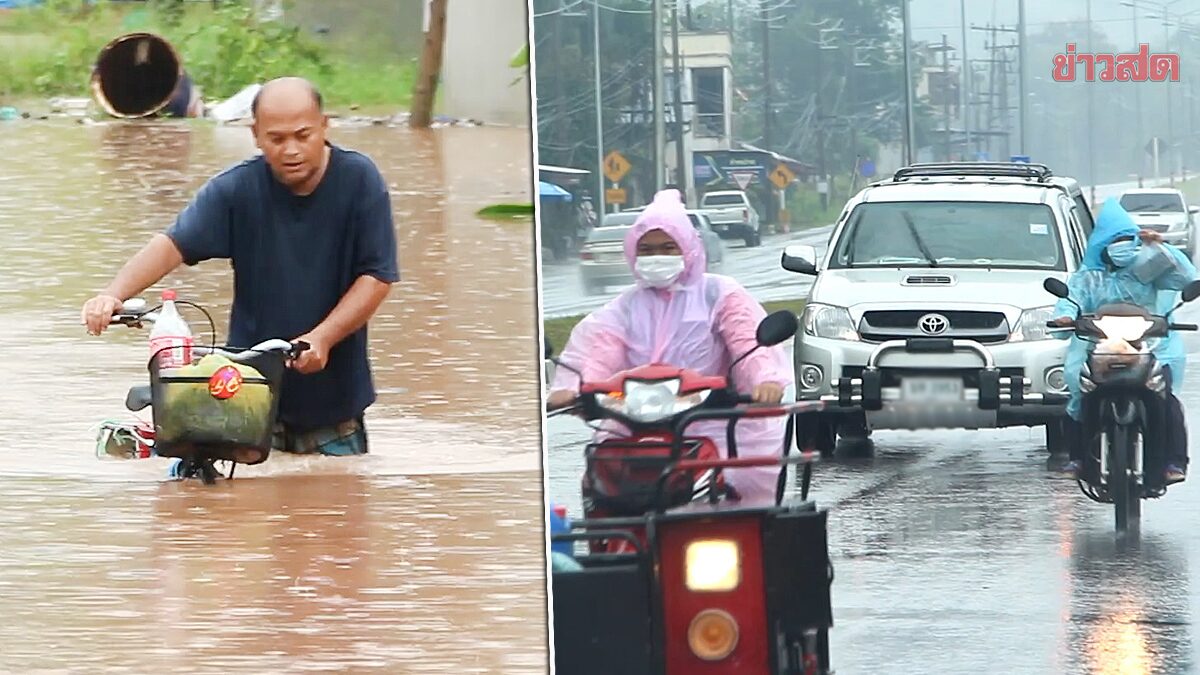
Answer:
442;0;531;126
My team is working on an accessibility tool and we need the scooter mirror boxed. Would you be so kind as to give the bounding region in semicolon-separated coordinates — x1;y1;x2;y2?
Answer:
757;310;799;347
1043;277;1070;299
1183;280;1200;303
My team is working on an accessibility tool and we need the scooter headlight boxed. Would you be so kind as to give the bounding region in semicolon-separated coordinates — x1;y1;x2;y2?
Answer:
685;539;741;592
598;378;711;423
1092;316;1154;342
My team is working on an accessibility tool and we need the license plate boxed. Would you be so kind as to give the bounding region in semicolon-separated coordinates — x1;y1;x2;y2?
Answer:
901;377;963;402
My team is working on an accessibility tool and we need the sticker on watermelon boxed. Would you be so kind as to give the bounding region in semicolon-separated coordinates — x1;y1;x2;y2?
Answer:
208;365;244;400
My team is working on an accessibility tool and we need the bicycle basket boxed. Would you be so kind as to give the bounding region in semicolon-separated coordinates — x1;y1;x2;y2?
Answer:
148;345;286;464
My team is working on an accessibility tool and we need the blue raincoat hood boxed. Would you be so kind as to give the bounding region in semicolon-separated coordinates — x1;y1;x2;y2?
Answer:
1081;198;1139;270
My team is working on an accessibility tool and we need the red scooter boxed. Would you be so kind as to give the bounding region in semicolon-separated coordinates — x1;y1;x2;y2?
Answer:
546;311;834;675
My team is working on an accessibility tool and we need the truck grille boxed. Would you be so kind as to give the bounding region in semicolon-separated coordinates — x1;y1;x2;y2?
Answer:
859;310;1010;343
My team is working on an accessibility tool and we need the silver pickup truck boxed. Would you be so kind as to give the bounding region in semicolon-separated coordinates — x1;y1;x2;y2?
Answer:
781;162;1097;457
699;190;762;247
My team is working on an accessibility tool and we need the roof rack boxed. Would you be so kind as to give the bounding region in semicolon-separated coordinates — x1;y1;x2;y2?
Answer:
891;162;1054;183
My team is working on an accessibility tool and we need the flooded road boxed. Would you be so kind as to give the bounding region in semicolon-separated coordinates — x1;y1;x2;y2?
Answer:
547;301;1200;674
0;119;547;673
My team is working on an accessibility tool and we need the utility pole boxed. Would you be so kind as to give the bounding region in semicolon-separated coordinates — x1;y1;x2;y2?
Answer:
999;44;1011;158
901;0;915;165
1163;6;1175;179
409;0;448;128
815;37;826;182
940;34;952;161
1016;0;1027;154
1086;0;1096;185
593;0;607;215
762;0;772;150
671;0;687;200
972;23;1020;159
653;0;665;191
1132;5;1144;179
960;0;970;156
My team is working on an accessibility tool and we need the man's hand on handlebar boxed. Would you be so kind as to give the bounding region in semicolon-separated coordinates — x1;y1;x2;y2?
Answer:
82;294;124;336
752;382;784;405
546;389;578;412
289;331;329;374
1049;316;1075;328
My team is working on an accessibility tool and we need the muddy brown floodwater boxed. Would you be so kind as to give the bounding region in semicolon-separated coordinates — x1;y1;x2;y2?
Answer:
0;119;547;673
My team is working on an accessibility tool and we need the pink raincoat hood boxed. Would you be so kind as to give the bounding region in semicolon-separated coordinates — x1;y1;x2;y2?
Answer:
551;188;796;501
623;189;706;288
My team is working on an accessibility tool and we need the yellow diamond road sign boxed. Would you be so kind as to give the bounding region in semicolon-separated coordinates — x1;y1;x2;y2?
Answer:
604;151;632;183
770;163;796;190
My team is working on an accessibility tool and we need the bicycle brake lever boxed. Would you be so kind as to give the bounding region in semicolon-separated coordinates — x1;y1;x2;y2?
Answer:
289;340;311;358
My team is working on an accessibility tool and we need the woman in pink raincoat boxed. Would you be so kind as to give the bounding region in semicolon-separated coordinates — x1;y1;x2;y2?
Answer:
546;189;796;502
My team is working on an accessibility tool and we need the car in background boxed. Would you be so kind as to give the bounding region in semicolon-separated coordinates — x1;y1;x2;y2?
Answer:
781;162;1089;457
578;209;726;295
1118;187;1198;257
698;190;762;247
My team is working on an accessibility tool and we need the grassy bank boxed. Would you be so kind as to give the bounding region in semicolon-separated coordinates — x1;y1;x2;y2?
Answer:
543;297;809;352
0;0;417;111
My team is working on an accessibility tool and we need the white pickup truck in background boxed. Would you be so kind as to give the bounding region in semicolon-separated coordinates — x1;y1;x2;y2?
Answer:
698;190;762;247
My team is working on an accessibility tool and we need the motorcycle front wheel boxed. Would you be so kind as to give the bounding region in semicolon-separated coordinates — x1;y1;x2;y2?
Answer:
1107;422;1142;531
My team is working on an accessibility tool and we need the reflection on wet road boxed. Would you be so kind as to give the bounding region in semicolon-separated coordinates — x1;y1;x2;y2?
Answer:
547;308;1200;674
0;120;547;673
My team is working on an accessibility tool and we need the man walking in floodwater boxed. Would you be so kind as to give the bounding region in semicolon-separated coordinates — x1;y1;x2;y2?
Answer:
81;76;400;458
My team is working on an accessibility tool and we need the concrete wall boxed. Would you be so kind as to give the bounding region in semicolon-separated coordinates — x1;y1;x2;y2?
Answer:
441;0;532;127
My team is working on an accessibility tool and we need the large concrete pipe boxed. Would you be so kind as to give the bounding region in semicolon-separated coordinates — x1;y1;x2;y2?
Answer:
90;32;188;118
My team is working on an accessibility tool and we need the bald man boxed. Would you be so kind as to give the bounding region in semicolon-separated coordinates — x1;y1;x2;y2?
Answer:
81;77;399;461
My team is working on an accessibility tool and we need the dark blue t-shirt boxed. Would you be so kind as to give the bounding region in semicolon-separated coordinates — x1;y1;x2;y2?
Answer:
166;143;400;430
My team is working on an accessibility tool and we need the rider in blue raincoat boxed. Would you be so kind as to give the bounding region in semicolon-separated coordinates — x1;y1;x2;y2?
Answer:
1049;198;1197;485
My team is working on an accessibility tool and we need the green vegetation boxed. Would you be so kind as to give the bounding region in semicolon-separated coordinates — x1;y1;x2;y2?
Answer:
1176;177;1200;203
0;0;417;110
477;204;535;220
543;297;808;353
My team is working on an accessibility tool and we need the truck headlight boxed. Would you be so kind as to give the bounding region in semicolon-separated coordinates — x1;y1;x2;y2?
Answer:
802;303;859;341
1010;306;1057;342
685;539;741;591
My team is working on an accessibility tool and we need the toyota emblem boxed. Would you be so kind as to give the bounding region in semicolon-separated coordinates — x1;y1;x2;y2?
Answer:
917;313;950;335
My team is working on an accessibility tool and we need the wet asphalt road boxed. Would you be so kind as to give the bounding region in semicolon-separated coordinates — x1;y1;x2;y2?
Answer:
545;175;1200;674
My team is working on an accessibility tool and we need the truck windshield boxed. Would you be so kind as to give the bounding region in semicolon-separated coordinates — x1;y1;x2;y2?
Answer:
830;201;1066;270
1119;193;1184;213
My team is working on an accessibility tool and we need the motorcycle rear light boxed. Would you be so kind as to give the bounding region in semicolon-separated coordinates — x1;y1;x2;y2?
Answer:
687;609;739;661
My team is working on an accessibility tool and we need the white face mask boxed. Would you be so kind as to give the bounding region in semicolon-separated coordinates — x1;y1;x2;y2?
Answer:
635;255;685;288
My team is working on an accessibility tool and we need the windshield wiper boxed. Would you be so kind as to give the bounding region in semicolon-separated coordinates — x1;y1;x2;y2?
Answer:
900;210;939;268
